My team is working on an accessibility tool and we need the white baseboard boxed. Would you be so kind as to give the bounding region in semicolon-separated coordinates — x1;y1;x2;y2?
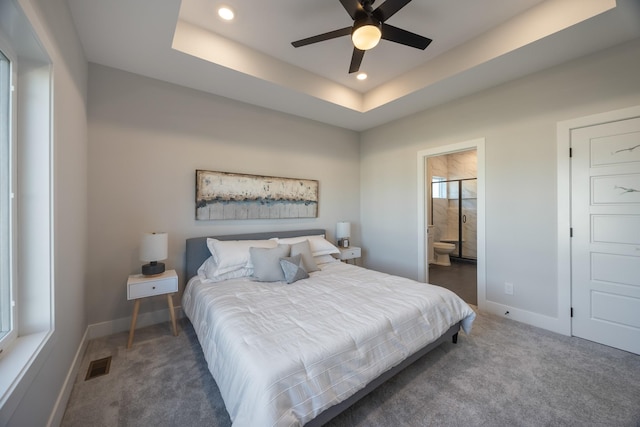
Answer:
47;328;89;427
482;301;569;336
87;306;184;340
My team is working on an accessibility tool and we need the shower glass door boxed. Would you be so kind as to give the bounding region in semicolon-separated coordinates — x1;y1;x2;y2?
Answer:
460;179;477;260
433;178;477;261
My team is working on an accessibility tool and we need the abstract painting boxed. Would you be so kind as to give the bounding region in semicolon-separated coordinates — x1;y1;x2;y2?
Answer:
195;170;318;220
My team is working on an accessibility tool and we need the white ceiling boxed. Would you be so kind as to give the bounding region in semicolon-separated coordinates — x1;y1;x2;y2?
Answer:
66;0;640;131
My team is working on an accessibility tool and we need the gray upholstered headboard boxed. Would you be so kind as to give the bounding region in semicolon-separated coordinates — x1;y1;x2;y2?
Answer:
185;229;327;280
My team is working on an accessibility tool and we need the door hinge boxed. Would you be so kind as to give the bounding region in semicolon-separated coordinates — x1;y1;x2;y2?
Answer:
571;307;574;317
569;147;573;157
570;228;573;237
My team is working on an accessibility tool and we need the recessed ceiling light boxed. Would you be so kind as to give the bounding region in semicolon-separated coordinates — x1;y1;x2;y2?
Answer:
217;6;235;21
356;73;368;81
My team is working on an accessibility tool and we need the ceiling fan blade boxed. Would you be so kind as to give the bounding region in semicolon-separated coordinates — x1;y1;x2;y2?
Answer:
381;23;432;50
349;48;365;73
373;0;412;22
339;0;366;20
292;27;352;48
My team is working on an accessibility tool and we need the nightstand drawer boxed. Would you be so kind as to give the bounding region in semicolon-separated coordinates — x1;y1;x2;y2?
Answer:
338;247;361;260
127;273;178;300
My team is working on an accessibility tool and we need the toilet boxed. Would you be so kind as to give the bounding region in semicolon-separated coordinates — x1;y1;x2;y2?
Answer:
433;241;456;266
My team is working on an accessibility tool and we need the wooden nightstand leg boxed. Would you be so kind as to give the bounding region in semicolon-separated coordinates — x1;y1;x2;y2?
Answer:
127;299;141;349
167;294;178;336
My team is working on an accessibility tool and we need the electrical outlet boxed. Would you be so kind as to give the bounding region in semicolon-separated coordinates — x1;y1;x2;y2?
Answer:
504;282;514;295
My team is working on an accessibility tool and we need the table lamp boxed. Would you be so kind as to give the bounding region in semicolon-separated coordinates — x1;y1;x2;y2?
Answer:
140;232;168;276
336;221;351;248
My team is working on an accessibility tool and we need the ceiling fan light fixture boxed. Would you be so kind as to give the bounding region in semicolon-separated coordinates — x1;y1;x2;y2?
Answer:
351;17;382;51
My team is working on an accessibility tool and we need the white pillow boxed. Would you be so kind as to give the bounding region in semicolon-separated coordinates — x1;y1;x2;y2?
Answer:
206;238;277;276
197;256;253;282
274;235;340;257
314;254;340;265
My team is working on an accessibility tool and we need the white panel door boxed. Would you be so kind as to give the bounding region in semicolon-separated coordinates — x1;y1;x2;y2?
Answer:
571;117;640;355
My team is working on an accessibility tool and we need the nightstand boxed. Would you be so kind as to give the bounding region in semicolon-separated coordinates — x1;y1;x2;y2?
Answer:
127;269;178;349
336;246;361;264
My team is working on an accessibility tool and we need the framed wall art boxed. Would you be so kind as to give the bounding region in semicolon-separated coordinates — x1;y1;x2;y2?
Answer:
195;170;319;220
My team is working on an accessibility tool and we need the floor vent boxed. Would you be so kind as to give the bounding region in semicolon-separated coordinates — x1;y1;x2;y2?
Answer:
85;356;112;381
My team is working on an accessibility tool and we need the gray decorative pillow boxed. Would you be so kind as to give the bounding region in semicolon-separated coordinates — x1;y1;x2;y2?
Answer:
290;240;319;272
250;244;290;282
279;254;309;284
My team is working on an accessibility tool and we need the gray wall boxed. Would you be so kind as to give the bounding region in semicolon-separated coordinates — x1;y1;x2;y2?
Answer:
360;38;640;329
86;64;360;325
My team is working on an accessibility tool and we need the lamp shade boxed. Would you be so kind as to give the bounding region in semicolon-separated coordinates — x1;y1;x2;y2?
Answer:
140;232;168;262
336;222;351;239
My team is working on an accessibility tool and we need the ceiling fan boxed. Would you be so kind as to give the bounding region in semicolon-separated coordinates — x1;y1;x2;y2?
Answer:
291;0;432;74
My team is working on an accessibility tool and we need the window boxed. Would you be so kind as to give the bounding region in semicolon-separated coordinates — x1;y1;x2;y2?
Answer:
432;176;447;199
0;1;54;409
0;47;15;350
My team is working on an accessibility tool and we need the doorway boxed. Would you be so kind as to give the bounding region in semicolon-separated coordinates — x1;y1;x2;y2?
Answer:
427;151;477;304
417;139;486;309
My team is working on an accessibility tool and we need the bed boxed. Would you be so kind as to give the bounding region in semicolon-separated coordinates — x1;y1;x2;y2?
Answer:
182;229;475;426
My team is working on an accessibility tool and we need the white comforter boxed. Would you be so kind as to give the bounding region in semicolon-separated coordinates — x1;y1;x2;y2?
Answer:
182;261;475;427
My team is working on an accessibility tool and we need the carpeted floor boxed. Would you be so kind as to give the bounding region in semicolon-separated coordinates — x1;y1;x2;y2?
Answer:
61;309;640;427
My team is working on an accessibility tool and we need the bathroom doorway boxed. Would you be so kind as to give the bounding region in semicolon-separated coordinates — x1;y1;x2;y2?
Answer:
426;149;478;304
